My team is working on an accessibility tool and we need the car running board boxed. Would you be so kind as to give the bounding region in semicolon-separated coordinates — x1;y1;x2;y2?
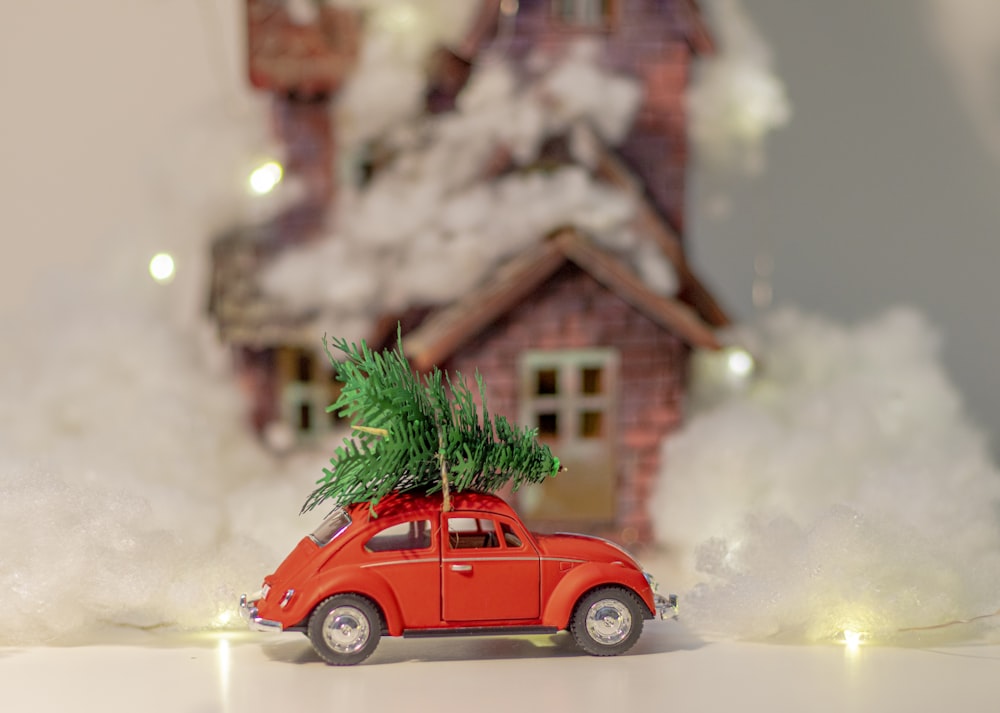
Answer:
403;626;559;638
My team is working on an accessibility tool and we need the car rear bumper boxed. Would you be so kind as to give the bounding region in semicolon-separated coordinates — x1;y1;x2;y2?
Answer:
655;593;678;620
239;593;284;633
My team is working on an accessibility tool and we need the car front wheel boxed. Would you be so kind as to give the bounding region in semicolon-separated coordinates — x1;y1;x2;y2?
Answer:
570;586;644;656
308;594;382;665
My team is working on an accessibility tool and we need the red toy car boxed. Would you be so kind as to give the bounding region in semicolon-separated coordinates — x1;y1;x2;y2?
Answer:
240;491;676;664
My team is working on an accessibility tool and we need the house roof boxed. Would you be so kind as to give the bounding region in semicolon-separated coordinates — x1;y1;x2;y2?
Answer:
404;227;722;372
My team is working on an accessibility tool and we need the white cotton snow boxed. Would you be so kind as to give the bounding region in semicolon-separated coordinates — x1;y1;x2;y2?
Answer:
653;307;1000;644
335;0;484;148
687;0;790;175
0;243;327;645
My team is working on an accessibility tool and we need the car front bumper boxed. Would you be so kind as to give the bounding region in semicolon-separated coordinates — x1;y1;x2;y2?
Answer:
239;593;284;633
654;593;679;620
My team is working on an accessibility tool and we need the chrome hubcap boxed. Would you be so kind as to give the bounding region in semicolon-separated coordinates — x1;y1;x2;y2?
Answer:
585;598;632;645
322;606;370;654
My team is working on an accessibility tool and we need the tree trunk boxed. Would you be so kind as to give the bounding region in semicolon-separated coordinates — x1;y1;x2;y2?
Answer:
438;429;451;512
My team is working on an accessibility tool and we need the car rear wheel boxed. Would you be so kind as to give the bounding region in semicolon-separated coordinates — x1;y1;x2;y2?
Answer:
308;594;382;665
570;587;644;656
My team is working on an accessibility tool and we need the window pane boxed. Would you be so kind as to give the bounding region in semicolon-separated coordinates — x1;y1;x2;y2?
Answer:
581;367;603;394
310;507;352;546
500;522;523;548
296;352;312;382
448;518;499;549
580;410;603;439
538;412;559;437
365;520;432;552
536;369;558;395
298;402;311;430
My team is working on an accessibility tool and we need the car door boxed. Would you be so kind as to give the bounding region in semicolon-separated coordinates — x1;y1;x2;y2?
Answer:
441;513;540;622
360;517;441;628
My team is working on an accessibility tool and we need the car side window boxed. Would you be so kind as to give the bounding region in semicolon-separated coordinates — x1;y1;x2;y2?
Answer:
447;517;499;549
364;519;433;552
500;522;523;548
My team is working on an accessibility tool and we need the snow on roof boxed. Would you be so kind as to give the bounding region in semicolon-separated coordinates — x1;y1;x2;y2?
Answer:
258;41;696;345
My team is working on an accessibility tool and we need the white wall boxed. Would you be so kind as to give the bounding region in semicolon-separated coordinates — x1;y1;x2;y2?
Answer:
0;0;244;311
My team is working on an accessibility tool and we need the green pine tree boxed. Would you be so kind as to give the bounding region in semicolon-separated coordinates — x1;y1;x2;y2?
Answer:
301;331;562;514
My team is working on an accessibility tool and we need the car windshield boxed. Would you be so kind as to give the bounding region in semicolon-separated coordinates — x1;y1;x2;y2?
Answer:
309;507;352;546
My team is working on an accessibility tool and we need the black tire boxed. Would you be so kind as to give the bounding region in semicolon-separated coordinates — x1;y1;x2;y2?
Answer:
569;586;644;656
307;594;382;665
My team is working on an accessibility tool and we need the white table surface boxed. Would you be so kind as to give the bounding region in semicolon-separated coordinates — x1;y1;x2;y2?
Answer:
4;622;999;713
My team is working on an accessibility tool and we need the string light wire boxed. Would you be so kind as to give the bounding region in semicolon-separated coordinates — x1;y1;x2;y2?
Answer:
898;607;1000;634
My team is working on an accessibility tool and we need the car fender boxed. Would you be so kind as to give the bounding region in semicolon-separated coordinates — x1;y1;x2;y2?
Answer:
541;562;655;630
281;569;406;636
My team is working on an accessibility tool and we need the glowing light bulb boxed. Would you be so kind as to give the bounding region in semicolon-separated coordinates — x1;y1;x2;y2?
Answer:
214;609;234;627
149;253;176;284
726;347;756;379
841;629;865;649
248;160;284;195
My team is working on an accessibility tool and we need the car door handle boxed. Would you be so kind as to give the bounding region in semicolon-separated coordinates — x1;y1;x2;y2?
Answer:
449;564;473;572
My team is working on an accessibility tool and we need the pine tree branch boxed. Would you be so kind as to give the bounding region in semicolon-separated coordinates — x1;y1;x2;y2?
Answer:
301;329;562;514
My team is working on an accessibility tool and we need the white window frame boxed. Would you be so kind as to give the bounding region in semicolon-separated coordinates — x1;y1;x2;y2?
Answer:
518;348;619;447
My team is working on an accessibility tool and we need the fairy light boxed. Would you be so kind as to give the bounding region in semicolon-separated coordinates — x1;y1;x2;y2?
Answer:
248;160;284;195
841;629;866;650
726;347;756;379
149;253;176;284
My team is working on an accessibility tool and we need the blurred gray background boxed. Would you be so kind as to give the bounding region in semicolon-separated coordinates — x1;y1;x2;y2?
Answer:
691;0;1000;454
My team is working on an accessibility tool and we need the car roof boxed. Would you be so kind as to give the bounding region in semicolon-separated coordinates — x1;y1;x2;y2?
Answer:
348;490;519;522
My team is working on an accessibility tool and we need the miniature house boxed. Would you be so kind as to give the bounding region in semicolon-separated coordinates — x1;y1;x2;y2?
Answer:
209;0;728;544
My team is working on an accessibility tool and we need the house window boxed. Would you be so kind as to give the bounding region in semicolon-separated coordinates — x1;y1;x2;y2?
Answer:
277;346;341;443
579;410;603;439
551;0;616;28
536;368;558;395
296;351;313;382
518;349;619;521
521;349;617;443
538;412;559;438
581;367;602;395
